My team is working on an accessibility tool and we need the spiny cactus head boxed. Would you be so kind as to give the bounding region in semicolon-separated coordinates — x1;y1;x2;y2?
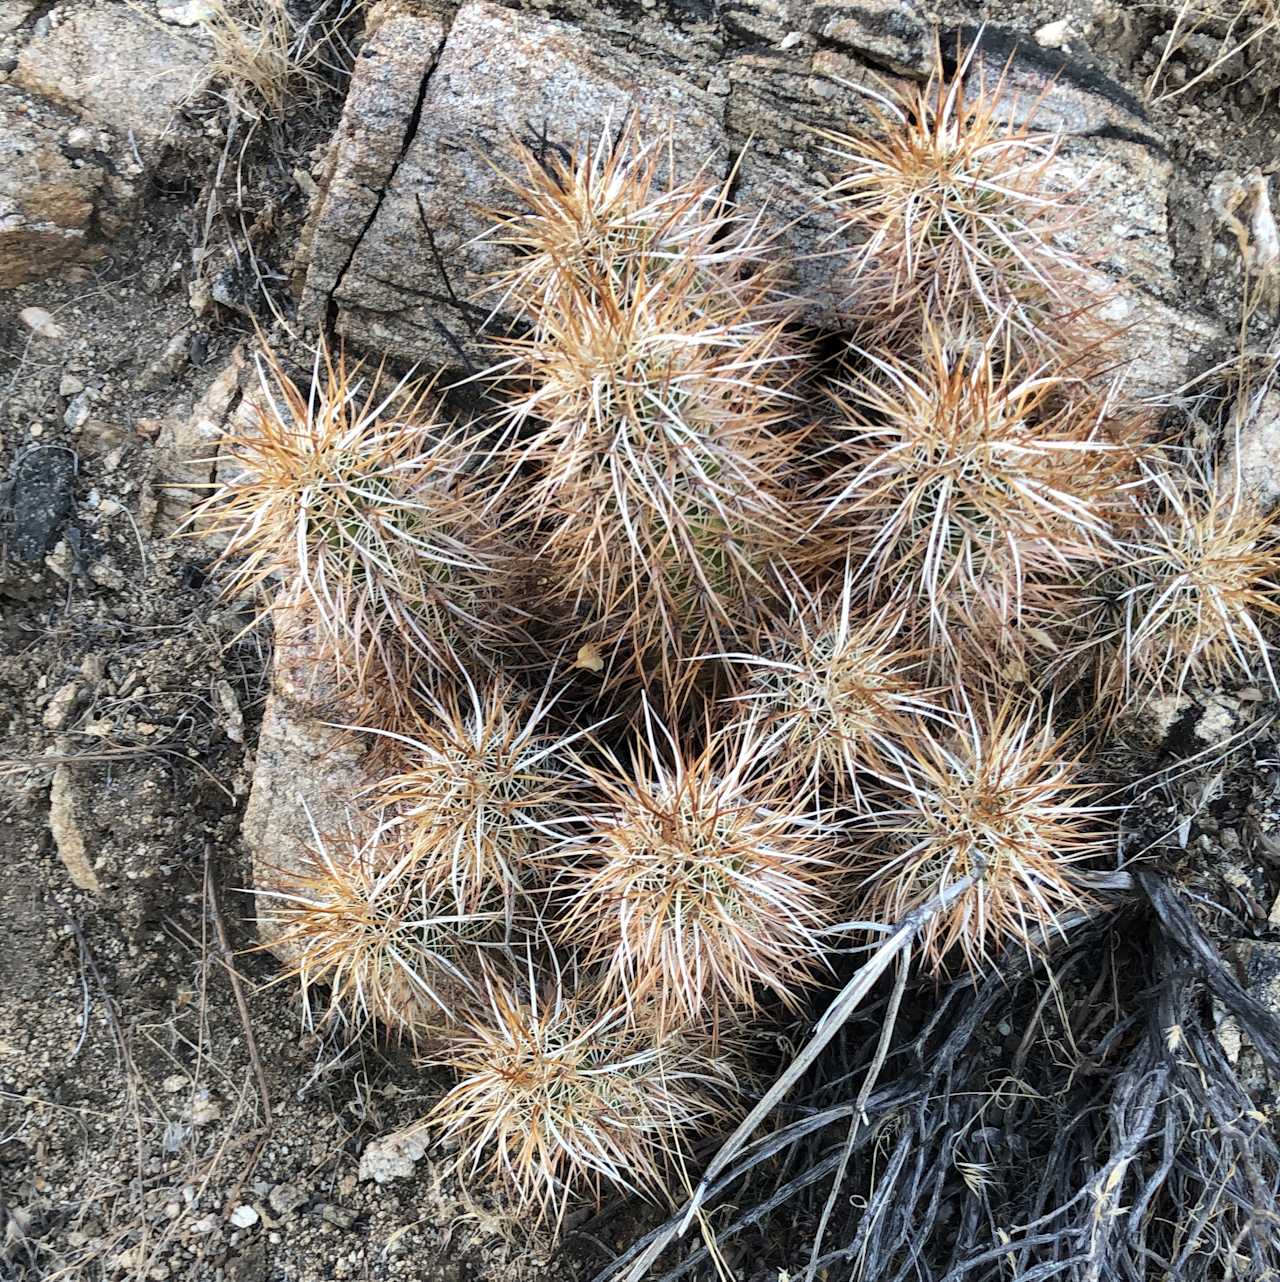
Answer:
487;270;816;692
823;323;1141;668
366;673;587;914
1107;447;1280;698
482;117;780;323
815;38;1102;356
850;698;1105;974
722;571;938;799
554;712;843;1029
188;341;513;707
422;972;740;1226
257;816;498;1045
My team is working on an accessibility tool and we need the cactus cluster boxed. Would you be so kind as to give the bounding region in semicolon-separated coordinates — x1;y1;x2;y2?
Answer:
195;43;1280;1229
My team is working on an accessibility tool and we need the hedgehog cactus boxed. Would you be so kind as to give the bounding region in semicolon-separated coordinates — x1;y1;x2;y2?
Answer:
366;674;587;916
815;39;1103;357
820;322;1142;678
198;54;1280;1233
188;345;515;713
422;973;739;1228
480;125;817;692
553;713;842;1031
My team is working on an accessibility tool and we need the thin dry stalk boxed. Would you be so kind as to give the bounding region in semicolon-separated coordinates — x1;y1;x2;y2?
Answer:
1147;0;1280;103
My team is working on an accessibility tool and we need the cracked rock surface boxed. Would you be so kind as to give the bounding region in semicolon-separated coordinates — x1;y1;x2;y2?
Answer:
298;0;1221;391
305;0;729;367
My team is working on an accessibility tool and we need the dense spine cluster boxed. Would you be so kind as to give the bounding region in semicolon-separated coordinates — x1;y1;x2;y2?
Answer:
194;45;1279;1230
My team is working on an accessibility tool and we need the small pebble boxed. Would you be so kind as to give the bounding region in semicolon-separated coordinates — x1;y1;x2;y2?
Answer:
1034;18;1071;49
64;391;92;431
20;307;64;339
42;681;81;731
268;1184;307;1216
320;1204;356;1230
229;1205;259;1229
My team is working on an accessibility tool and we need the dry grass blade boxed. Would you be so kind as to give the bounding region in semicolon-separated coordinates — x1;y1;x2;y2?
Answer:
604;873;1278;1282
815;38;1103;355
849;698;1108;974
1146;0;1280;102
598;870;987;1282
553;711;842;1030
421;972;740;1229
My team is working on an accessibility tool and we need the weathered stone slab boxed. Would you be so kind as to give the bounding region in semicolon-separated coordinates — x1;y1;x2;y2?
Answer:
815;0;932;76
1234;382;1280;506
242;599;477;1043
296;10;448;328
307;0;728;369
2;5;213;285
14;5;211;153
299;4;1218;396
242;600;374;954
0;86;110;286
153;345;250;538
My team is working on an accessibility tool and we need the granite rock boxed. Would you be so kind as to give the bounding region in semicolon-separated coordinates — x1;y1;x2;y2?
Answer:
298;6;1219;395
153;345;251;538
14;6;211;153
0;87;110;286
240;599;372;960
304;0;727;369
